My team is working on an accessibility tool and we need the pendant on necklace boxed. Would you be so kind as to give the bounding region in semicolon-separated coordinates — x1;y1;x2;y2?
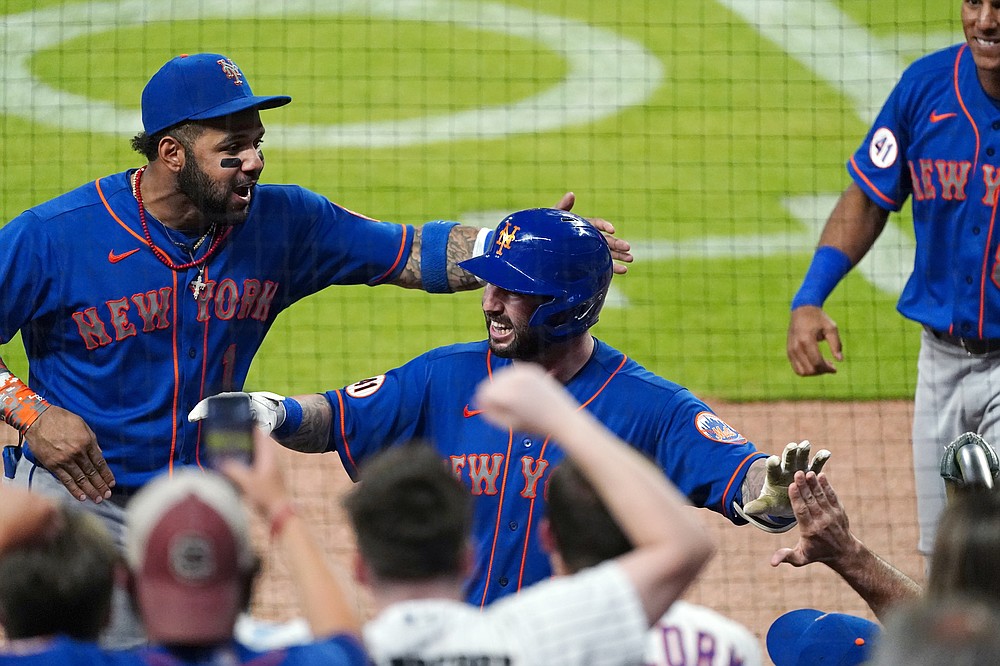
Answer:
191;266;208;300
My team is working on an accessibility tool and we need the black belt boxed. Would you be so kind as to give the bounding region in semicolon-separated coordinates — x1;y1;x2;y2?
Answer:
926;326;1000;356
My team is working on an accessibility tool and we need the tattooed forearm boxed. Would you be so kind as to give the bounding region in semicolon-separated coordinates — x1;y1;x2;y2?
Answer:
741;458;767;507
392;224;485;292
393;229;423;289
274;394;333;454
445;225;482;291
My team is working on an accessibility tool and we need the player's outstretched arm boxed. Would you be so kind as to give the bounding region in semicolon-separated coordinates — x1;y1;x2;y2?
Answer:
474;364;714;625
770;470;921;621
1;356;114;504
391;192;633;292
189;392;332;454
273;394;334;454
222;430;361;639
787;183;890;377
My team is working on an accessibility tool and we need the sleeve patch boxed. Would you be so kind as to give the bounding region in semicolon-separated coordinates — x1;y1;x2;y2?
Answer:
345;375;386;399
694;411;748;444
869;127;898;168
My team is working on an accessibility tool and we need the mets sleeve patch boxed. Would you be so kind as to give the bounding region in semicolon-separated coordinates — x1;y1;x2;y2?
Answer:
694;411;748;444
345;375;386;399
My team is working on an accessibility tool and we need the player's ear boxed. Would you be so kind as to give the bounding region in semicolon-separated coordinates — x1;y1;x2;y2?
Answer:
538;518;555;555
459;542;476;578
157;135;186;172
538;518;568;576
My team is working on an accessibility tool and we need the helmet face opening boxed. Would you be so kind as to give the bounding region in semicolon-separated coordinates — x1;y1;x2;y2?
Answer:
459;208;613;342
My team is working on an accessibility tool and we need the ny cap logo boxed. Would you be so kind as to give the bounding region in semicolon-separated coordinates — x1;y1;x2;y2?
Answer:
494;221;520;256
217;58;244;86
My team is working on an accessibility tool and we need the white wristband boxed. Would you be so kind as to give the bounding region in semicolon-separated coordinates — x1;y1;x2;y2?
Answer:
470;227;494;286
473;227;492;257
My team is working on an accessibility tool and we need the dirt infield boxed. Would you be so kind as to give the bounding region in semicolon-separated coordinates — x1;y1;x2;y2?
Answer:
251;399;921;663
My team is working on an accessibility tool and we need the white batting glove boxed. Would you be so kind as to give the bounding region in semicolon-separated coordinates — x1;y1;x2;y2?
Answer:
742;440;831;518
188;391;287;434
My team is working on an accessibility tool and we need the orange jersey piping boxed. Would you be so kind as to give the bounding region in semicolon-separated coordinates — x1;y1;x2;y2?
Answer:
514;351;628;592
372;224;409;284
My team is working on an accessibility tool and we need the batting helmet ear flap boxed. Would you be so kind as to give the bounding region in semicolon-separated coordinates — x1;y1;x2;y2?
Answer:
459;208;613;342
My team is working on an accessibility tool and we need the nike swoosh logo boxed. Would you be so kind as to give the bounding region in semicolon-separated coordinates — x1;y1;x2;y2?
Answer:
108;248;140;264
463;405;482;418
930;110;957;123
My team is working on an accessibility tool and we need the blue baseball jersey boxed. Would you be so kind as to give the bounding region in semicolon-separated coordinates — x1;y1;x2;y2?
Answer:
847;43;1000;338
323;339;767;606
0;170;414;491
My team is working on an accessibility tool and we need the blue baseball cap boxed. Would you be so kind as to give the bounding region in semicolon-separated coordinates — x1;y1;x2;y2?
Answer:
767;609;880;666
141;53;291;135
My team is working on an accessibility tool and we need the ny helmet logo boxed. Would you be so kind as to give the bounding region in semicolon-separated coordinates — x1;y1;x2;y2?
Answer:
217;58;244;85
494;221;520;256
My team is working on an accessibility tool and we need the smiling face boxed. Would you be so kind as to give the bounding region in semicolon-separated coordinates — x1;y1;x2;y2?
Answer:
964;0;1000;94
176;109;266;226
481;284;549;360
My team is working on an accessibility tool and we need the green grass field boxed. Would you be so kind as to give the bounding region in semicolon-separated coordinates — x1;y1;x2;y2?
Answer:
0;0;961;401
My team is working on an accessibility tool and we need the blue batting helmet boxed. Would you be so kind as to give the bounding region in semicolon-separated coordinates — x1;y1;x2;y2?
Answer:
458;208;613;341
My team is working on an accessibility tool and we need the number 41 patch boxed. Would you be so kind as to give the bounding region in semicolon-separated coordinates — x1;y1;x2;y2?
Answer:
346;375;385;399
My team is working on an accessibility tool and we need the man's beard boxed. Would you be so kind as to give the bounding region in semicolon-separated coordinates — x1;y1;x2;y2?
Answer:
487;315;546;360
178;156;248;226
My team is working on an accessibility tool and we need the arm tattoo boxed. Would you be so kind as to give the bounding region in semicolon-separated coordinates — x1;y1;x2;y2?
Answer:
393;229;423;289
392;225;484;291
275;394;333;454
445;225;482;291
740;458;767;506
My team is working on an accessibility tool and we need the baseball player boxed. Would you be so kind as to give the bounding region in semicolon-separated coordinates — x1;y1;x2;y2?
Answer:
352;364;715;665
195;207;829;606
786;2;1000;559
0;52;628;518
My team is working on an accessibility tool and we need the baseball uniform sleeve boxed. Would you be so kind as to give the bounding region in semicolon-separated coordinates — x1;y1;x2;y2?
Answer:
0;211;50;344
253;186;415;306
845;47;959;214
323;353;435;478
643;388;767;523
846;76;913;212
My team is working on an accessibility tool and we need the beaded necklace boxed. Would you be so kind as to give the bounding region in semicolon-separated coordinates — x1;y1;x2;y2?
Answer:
133;166;224;299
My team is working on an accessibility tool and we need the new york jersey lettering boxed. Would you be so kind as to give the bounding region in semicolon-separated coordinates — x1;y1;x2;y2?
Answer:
73;280;278;348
